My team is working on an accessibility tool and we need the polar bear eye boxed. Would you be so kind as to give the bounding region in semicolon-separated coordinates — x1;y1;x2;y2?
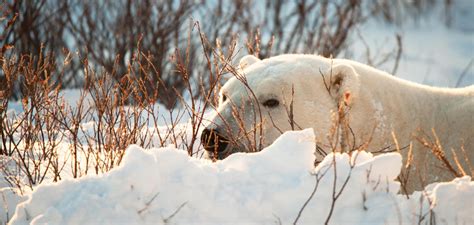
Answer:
222;94;228;102
262;99;279;108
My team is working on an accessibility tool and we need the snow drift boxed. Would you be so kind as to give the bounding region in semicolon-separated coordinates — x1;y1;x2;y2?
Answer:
8;129;473;225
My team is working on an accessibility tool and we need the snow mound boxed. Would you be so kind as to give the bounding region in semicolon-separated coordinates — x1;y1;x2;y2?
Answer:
9;129;474;225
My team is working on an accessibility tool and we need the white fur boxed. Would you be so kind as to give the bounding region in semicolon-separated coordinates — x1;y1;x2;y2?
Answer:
207;54;473;191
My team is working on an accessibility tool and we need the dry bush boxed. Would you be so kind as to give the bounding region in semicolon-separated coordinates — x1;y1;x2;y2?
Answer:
0;50;63;191
3;0;441;124
2;0;431;106
369;0;452;26
0;20;242;190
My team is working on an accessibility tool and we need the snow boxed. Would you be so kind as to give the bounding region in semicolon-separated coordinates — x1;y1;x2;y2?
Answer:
350;0;474;87
7;129;474;225
0;187;24;223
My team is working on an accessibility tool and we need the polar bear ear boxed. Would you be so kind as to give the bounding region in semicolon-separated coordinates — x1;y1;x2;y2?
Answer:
239;55;260;70
325;64;360;106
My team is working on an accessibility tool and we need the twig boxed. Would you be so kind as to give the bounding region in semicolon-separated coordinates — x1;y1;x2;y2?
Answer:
162;201;188;224
391;34;402;75
293;174;320;225
138;192;160;215
455;59;473;87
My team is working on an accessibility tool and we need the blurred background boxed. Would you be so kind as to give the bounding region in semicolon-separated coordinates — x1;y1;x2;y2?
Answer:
1;0;473;108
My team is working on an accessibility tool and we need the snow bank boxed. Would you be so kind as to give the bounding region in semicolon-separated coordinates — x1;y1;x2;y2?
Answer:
9;129;473;225
0;187;25;224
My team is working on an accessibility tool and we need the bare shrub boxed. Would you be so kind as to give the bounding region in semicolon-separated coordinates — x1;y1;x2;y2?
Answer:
415;129;471;178
0;50;63;191
0;18;242;190
1;0;424;106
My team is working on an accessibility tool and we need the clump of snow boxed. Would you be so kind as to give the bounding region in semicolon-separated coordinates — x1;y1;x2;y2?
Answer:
0;159;26;224
0;187;25;224
8;129;473;225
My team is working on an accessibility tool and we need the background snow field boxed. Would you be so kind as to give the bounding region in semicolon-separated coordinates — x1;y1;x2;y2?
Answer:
8;130;474;225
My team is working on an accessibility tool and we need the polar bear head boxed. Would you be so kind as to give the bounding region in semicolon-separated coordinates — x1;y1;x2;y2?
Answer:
201;54;363;160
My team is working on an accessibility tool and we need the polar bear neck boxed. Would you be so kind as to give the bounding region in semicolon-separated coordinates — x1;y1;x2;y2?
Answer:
350;62;473;150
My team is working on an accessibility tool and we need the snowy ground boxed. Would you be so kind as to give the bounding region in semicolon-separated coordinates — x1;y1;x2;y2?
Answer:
2;2;473;225
7;130;474;225
349;0;473;87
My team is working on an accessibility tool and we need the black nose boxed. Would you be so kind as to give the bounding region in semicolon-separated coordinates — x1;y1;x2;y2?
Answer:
201;128;229;154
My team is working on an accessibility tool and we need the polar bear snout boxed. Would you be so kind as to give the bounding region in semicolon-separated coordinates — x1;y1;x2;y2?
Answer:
201;128;229;159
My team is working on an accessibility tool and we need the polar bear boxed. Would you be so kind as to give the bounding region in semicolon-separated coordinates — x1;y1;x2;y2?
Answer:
201;54;473;192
